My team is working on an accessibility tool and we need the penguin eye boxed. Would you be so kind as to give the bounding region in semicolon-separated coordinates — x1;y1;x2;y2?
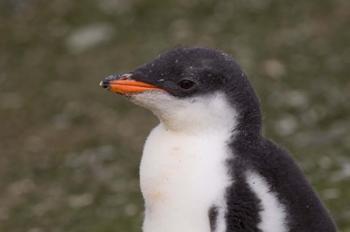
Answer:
177;79;196;90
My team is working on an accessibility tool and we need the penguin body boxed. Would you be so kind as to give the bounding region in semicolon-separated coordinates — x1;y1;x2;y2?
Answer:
101;47;337;232
140;92;235;232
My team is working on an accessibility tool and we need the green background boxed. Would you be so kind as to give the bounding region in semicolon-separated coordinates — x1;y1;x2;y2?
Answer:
0;0;349;231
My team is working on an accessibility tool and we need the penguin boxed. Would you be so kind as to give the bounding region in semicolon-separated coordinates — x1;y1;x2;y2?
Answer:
100;47;337;232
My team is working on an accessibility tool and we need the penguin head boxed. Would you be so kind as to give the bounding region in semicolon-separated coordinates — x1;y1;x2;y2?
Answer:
101;47;261;135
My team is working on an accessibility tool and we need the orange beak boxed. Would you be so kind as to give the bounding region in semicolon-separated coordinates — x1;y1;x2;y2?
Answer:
100;79;161;94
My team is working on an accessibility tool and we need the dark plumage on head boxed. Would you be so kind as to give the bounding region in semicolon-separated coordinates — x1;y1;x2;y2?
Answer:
124;47;262;136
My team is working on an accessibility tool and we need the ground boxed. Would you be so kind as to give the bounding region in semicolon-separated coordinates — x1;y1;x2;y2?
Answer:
0;0;349;231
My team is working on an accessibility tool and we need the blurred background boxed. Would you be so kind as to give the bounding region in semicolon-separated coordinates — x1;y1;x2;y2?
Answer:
0;0;349;231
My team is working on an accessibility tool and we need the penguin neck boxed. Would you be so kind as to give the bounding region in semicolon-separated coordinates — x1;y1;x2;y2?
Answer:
156;111;236;135
225;80;262;141
151;92;239;135
235;107;262;141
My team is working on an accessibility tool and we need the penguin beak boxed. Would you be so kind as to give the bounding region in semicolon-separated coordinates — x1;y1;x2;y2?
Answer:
100;74;161;94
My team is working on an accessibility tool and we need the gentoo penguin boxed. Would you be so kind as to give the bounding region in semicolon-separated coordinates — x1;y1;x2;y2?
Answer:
100;47;336;232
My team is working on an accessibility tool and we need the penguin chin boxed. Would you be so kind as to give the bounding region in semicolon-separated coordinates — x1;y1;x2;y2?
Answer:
128;90;195;131
129;91;178;116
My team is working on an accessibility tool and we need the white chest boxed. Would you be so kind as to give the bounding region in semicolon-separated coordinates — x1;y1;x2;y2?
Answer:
140;125;232;232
